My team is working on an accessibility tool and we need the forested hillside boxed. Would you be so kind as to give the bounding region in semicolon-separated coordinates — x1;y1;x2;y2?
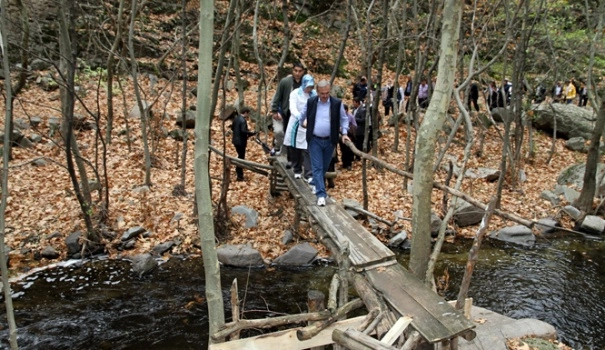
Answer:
0;0;603;276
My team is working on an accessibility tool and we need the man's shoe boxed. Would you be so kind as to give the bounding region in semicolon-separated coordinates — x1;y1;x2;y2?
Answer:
311;185;316;194
317;197;326;206
236;177;245;182
286;162;293;169
306;177;313;184
294;173;302;179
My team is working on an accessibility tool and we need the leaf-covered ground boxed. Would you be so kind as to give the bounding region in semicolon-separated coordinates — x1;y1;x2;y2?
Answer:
0;6;596;276
0;66;589;276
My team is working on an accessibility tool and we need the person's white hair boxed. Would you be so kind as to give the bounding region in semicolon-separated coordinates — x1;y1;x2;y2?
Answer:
317;80;331;89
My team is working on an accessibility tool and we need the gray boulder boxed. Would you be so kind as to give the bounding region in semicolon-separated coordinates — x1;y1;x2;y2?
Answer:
475;168;500;182
388;231;408;248
562;186;580;203
231;205;259;228
14;118;29;130
30;116;42;127
562;205;582;221
65;231;82;255
540;190;560;206
273;242;318;266
121;226;146;241
129;100;151;119
176;110;196;129
131;253;157;277
535;218;559;235
565;137;587;152
491;107;512;124
578;215;605;235
430;212;442;236
41;246;60;260
532;103;596;140
217;244;264;268
281;230;294;245
489;225;535;246
153;241;175;255
453;199;485;227
31;59;51;71
557;163;605;197
29;133;42;143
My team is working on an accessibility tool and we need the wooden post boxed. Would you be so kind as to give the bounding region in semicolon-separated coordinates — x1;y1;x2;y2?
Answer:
308;290;326;350
230;279;240;340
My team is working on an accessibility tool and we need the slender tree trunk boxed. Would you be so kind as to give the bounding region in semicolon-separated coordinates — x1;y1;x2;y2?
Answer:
128;0;152;186
576;99;605;211
391;0;408;152
330;0;351;86
276;0;290;72
0;0;19;345
210;0;237;120
105;0;127;144
196;0;225;344
59;0;98;243
179;0;189;190
410;0;462;281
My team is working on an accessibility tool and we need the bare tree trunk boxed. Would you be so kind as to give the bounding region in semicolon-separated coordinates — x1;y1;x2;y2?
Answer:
391;0;408;152
105;0;127;144
253;0;268;136
59;0;98;243
456;199;497;309
410;0;462;281
276;0;290;72
210;0;237;120
330;1;351;86
576;100;605;211
178;0;189;191
369;0;389;158
128;0;152;186
196;0;225;344
0;0;19;345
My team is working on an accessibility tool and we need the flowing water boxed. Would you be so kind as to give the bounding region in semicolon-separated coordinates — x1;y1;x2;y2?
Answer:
0;232;603;349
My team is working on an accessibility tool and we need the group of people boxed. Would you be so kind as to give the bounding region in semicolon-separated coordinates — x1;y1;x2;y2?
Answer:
232;62;353;207
351;74;430;116
547;79;589;106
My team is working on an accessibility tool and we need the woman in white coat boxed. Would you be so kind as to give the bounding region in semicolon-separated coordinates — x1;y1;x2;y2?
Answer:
284;74;316;180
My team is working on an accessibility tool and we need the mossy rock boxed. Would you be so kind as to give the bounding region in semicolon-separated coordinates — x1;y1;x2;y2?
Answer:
521;337;559;350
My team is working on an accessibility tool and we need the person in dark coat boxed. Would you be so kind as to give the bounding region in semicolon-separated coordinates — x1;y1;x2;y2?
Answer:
467;81;480;112
231;107;256;181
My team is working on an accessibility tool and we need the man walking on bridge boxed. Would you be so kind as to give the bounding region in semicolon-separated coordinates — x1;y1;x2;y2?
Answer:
301;80;350;206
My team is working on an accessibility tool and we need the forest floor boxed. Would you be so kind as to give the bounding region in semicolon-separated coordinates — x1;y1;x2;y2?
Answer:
1;68;589;275
0;3;595;278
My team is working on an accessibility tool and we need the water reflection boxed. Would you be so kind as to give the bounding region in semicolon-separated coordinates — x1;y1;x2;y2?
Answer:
0;234;603;349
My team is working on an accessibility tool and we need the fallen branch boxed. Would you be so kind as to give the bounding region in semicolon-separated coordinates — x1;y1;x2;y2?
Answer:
332;329;398;350
296;298;364;341
343;141;534;228
209;144;273;175
344;204;396;227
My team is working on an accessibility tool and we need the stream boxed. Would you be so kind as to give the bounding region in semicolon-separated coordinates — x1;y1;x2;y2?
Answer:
0;232;603;349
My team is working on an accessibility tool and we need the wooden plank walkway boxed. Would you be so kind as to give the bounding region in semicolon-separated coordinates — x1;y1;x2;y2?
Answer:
270;156;475;344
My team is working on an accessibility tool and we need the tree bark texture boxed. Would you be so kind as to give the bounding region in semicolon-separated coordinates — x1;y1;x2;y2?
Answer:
410;0;462;281
195;0;225;344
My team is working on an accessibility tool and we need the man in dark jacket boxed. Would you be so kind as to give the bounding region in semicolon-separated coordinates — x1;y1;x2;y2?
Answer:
352;97;369;154
232;107;256;181
270;62;305;160
467;81;480;112
300;80;350;206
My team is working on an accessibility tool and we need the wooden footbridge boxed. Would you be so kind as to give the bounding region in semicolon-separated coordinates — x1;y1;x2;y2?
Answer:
210;155;476;349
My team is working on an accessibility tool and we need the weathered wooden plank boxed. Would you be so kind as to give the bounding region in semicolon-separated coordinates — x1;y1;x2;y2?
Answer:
208;316;367;350
307;205;395;269
380;316;413;345
366;265;475;343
